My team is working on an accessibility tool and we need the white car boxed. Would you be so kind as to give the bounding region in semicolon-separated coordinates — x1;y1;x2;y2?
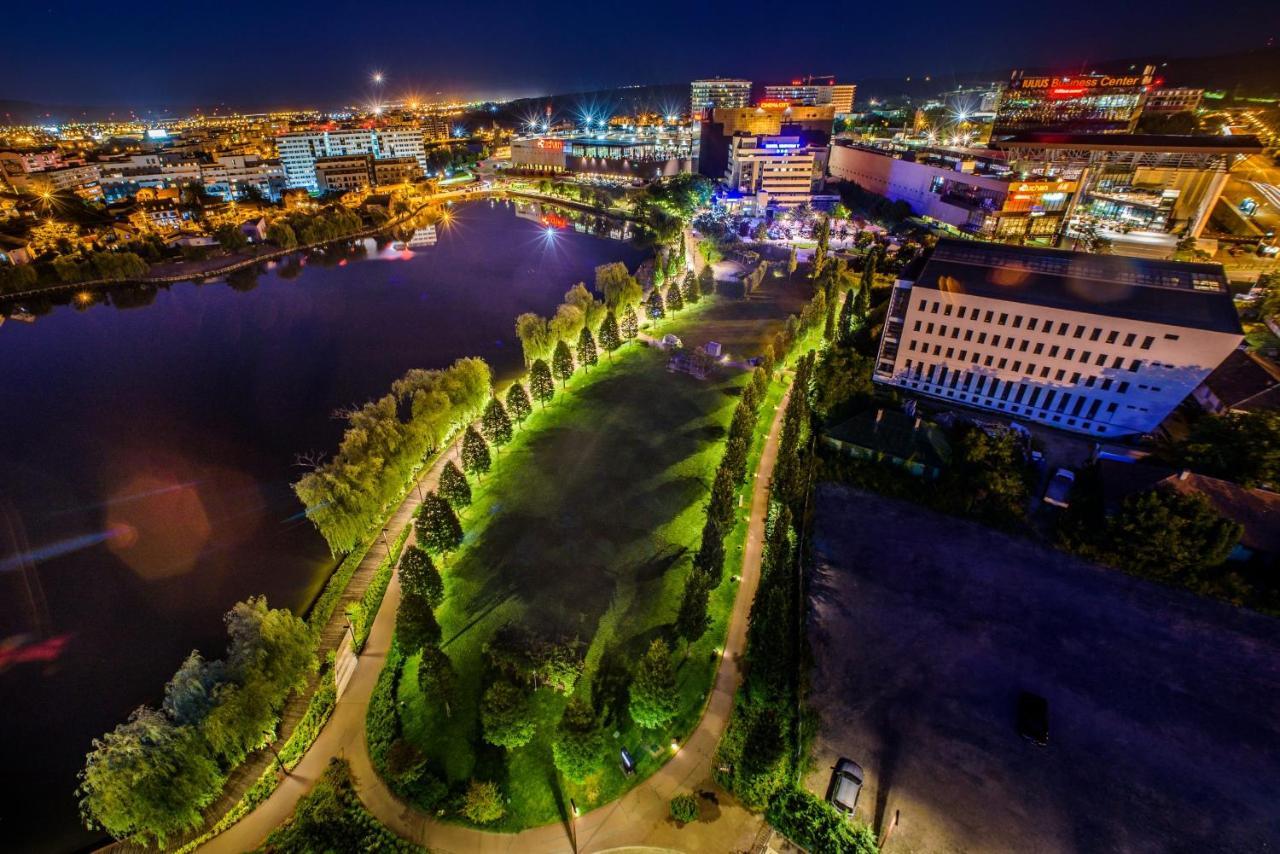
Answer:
828;757;864;815
1044;468;1076;509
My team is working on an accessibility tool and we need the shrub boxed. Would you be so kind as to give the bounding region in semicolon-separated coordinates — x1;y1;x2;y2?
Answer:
766;787;878;854
670;793;698;824
461;779;504;824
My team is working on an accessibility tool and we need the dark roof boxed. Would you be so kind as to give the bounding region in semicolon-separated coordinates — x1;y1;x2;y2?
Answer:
912;238;1242;335
1098;459;1280;554
825;409;951;469
1201;348;1280;411
992;132;1264;154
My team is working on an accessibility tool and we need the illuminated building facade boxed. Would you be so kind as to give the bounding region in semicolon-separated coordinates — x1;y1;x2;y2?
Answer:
724;135;824;208
827;132;1263;242
314;155;372;193
874;239;1243;437
689;78;752;115
993;68;1155;137
509;132;695;179
276;128;427;192
763;77;856;113
698;103;834;182
1145;87;1205;114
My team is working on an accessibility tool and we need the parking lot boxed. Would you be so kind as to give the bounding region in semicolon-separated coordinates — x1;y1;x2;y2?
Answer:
805;484;1280;854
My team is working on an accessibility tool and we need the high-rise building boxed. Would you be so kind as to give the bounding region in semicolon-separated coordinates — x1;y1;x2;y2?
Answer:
763;76;856;114
698;103;834;181
992;67;1155;137
873;238;1242;437
276;128;427;191
689;78;752;115
724;135;824;208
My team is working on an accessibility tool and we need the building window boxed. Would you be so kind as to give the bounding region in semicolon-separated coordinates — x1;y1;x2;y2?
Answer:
998;313;1008;325
1141;336;1154;350
1020;340;1029;352
944;304;953;316
964;329;973;341
1049;345;1060;357
1013;315;1023;328
1117;381;1130;393
1107;330;1119;344
1027;318;1038;332
1034;343;1044;355
1091;328;1102;341
1123;333;1137;347
1074;325;1085;338
1058;322;1069;335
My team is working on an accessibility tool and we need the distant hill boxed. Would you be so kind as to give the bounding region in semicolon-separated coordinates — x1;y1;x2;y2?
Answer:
854;45;1280;103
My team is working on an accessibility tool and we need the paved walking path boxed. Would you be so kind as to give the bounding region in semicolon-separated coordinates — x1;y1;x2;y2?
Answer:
201;381;791;854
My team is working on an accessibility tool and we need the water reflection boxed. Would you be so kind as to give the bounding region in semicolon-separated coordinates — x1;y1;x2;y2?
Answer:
0;201;645;851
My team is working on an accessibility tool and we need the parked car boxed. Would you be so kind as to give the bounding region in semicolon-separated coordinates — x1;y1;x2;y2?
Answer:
1017;691;1049;745
827;757;864;815
1043;468;1076;508
661;333;683;349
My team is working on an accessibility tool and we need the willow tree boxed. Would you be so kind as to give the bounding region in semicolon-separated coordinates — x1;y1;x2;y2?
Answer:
515;313;553;366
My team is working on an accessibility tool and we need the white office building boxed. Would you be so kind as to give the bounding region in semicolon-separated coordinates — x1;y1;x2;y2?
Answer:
690;78;752;115
276;128;427;192
725;135;824;208
874;239;1243;437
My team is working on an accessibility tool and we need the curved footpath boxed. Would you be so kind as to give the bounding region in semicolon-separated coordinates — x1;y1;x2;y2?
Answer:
201;383;791;854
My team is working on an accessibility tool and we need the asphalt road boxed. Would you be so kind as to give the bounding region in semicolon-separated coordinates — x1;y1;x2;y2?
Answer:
804;484;1280;854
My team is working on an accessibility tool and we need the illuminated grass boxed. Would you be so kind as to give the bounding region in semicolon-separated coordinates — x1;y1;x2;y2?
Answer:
391;281;806;831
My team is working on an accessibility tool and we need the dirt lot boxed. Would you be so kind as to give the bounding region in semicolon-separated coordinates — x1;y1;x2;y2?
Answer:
805;483;1280;854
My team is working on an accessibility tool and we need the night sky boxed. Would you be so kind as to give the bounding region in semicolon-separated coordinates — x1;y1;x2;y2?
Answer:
4;0;1274;110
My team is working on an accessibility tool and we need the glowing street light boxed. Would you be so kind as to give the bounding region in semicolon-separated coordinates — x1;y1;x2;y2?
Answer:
371;70;385;86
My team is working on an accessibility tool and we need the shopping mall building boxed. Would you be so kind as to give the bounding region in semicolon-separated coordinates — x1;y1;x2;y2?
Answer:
827;131;1263;242
508;129;696;181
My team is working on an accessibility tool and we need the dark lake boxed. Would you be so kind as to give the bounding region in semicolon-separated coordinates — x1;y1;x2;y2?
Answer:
0;199;645;852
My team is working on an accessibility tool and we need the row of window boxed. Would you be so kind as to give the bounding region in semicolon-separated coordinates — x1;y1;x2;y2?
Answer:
907;337;1149;375
897;359;1157;432
915;297;1178;348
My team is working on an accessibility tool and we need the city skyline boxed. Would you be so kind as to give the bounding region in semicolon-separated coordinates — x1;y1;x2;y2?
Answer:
2;0;1275;111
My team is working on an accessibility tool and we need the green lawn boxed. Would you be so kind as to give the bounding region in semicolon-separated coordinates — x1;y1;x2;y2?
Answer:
389;279;807;830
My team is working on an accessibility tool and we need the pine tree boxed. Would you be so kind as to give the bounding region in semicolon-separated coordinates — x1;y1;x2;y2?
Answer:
530;359;555;407
698;265;715;298
811;215;830;281
552;339;575;387
576;326;598;369
505;381;532;425
629;639;678;729
480;397;513;451
417;491;464;555
620;306;639;341
786;245;798;275
838;289;856;343
438;460;472;509
417;645;457;717
647;287;665;321
666;281;684;312
707;464;737;533
855;277;870;319
693;522;727;583
399;545;444;607
682;270;699;304
822;293;838;341
461;426;491;479
598;310;621;359
396;589;441;652
675;569;713;653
